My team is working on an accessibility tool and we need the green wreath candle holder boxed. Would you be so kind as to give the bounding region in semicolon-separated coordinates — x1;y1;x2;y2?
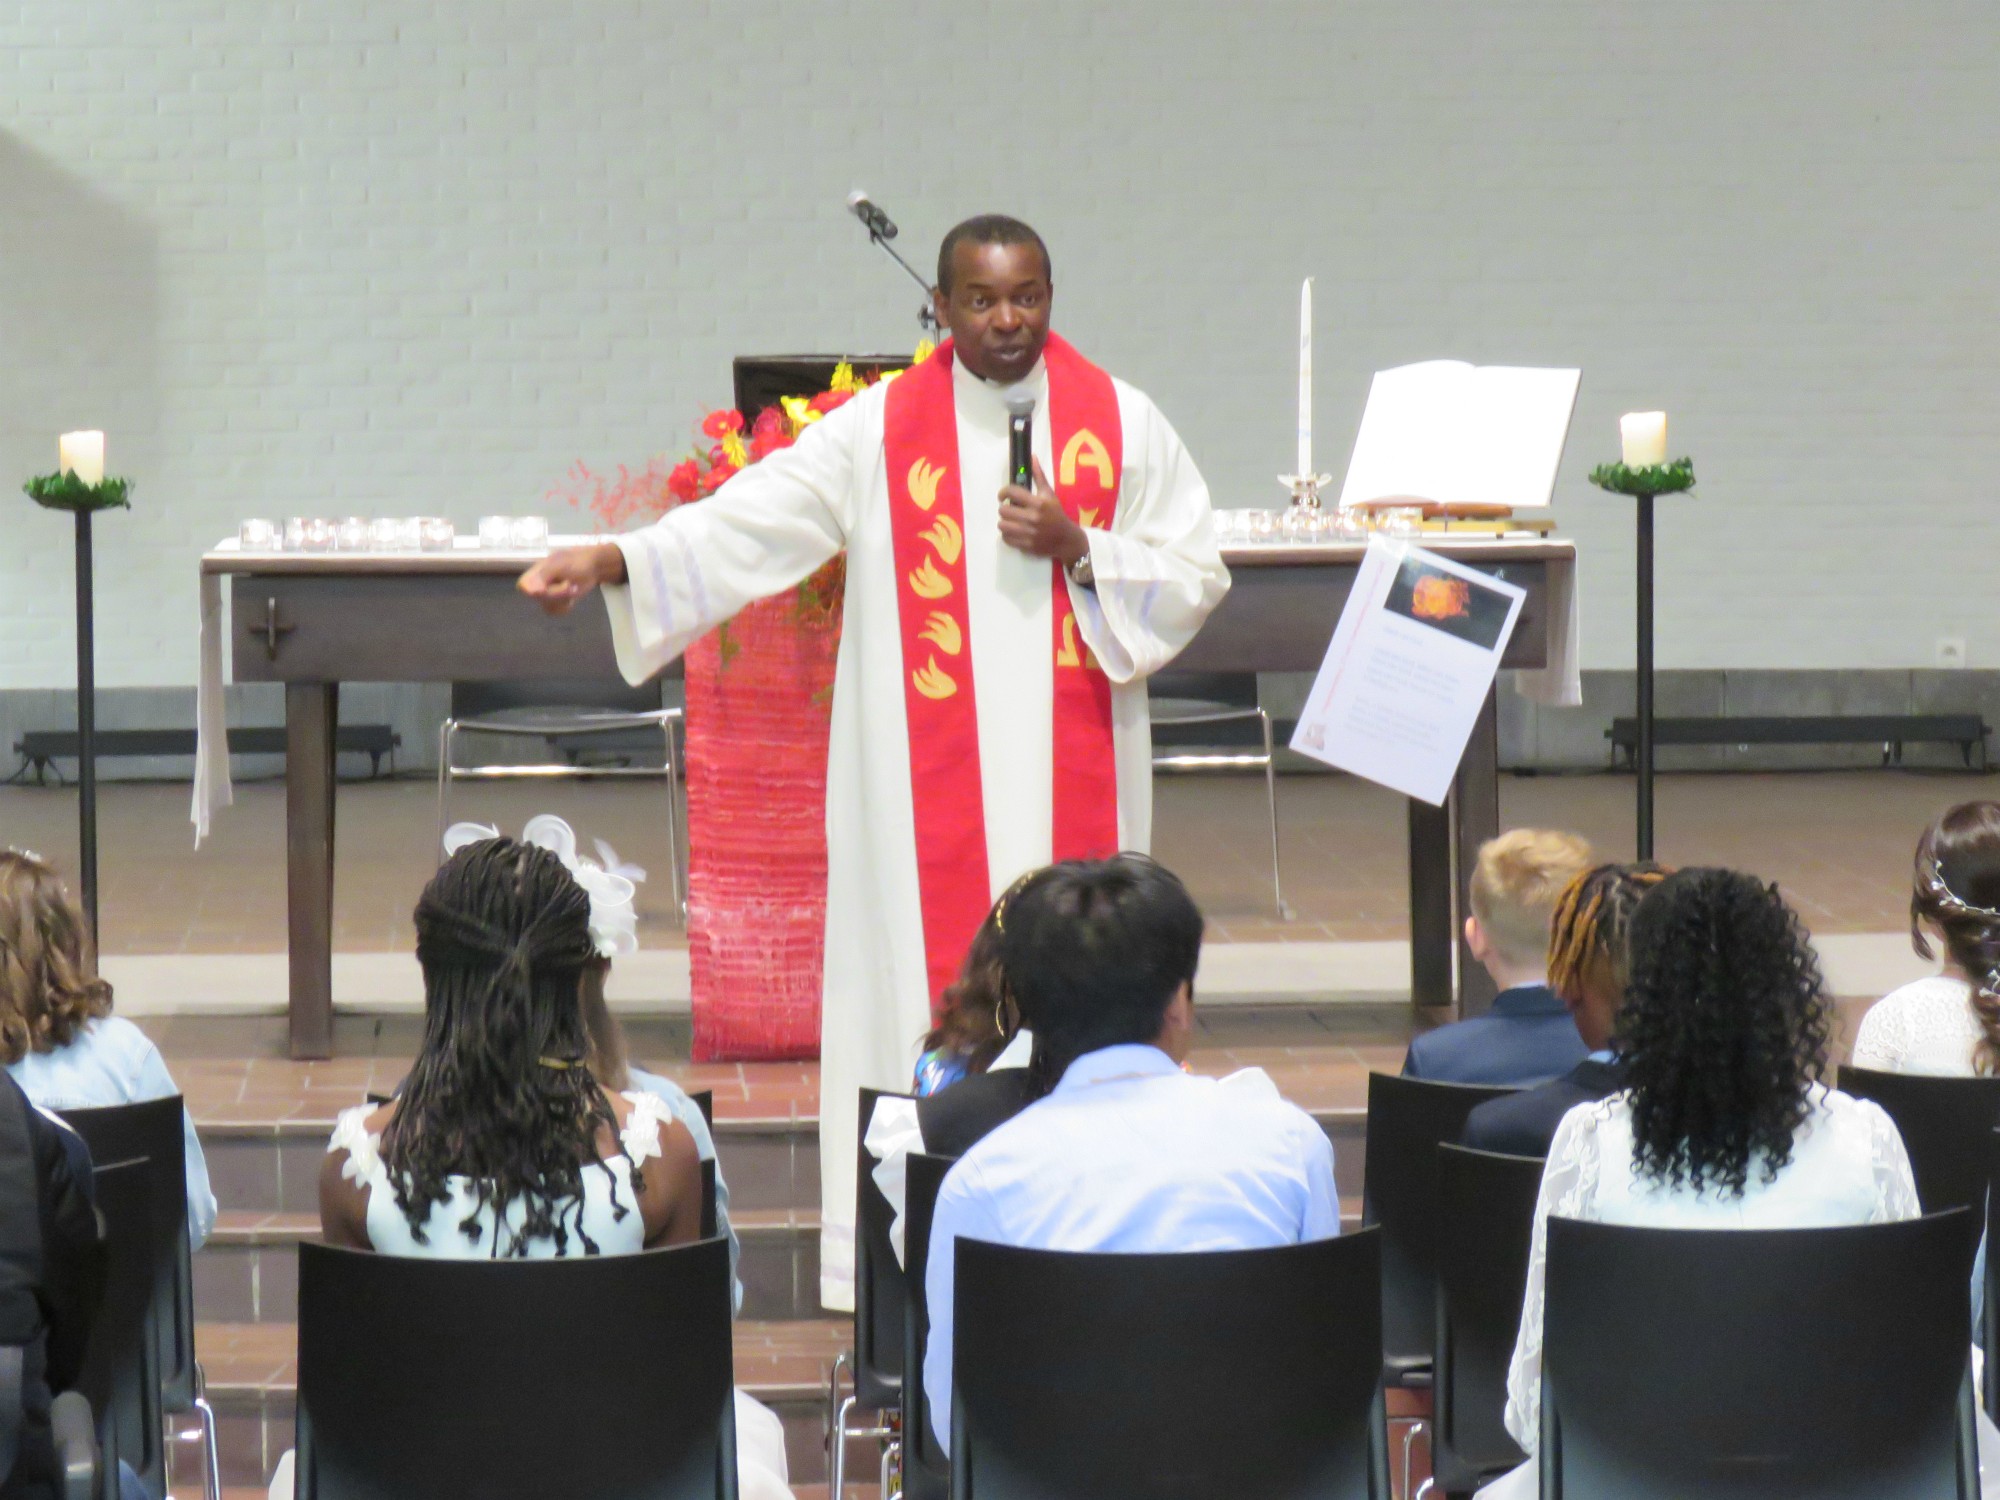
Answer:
23;471;134;513
1588;457;1695;497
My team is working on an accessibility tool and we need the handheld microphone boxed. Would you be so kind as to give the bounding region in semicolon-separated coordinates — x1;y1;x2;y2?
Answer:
1005;393;1036;491
846;190;898;240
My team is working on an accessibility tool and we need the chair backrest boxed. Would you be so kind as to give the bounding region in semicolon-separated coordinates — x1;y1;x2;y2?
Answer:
0;1343;21;1492
1360;1072;1518;1377
74;1157;159;1494
297;1237;735;1500
951;1232;1388;1500
1544;1212;1979;1500
680;1091;717;1240
55;1097;196;1410
449;678;666;718
686;1090;714;1129
900;1151;957;1500
1984;1127;2000;1425
1837;1066;2000;1217
1432;1145;1543;1489
853;1087;911;1410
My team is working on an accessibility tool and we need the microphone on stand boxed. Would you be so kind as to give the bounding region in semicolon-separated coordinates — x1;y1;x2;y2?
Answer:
844;190;939;336
1005;393;1036;492
846;190;898;241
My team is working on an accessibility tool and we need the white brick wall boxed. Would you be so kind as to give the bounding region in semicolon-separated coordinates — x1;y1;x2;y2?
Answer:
3;0;1997;688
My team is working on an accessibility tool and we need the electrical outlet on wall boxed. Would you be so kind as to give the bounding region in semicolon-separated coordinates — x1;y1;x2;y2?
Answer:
1937;637;1968;669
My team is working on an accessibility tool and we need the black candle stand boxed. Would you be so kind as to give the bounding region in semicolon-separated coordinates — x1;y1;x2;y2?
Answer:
23;470;132;941
1589;458;1695;861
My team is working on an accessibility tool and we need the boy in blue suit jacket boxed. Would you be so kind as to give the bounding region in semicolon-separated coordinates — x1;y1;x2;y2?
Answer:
1402;829;1594;1087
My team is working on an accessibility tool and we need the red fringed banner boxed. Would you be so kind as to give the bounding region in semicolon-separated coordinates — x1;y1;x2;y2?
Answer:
682;570;843;1062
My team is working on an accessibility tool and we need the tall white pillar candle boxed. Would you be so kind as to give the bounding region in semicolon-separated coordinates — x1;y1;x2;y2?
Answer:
59;431;105;486
1620;412;1667;468
1297;278;1313;478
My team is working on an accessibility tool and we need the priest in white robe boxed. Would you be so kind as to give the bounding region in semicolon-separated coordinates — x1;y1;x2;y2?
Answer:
521;215;1229;1308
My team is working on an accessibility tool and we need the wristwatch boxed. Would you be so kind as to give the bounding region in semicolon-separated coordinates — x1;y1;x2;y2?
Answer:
1066;550;1095;588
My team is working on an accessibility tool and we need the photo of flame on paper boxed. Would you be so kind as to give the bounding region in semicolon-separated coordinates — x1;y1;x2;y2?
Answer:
1409;576;1471;623
1383;556;1513;650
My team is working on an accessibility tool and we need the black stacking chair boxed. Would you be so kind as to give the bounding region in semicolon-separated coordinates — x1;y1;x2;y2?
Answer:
1982;1127;2000;1424
1431;1145;1543;1497
296;1237;736;1499
685;1090;719;1242
900;1151;957;1500
74;1158;158;1499
56;1095;219;1500
1837;1066;2000;1217
827;1087;912;1498
1361;1074;1518;1382
951;1231;1389;1500
1542;1211;1980;1500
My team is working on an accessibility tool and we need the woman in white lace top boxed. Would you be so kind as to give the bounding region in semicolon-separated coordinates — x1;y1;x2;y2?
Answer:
1477;868;1934;1500
305;837;792;1500
1851;801;2000;1076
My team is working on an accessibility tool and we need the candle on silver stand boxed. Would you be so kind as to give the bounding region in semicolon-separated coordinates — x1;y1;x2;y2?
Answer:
1279;276;1332;510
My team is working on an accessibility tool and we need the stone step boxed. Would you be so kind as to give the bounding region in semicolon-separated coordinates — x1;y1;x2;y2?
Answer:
196;1207;823;1323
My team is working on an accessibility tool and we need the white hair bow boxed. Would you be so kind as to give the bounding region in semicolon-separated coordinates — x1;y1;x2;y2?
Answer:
441;814;645;958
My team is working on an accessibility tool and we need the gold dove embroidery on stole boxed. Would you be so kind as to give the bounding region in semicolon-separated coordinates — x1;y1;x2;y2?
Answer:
1055;614;1099;671
919;612;963;656
912;656;958;699
907;458;947;512
919;514;963;566
909;557;953;599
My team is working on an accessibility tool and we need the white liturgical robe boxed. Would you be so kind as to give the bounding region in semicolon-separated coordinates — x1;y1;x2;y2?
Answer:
602;349;1229;1308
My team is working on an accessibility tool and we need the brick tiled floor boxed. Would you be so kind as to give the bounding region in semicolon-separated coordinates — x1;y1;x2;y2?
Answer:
1;768;1978;955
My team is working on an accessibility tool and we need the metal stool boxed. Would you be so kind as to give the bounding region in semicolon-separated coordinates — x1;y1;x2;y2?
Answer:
436;678;686;919
1149;670;1289;919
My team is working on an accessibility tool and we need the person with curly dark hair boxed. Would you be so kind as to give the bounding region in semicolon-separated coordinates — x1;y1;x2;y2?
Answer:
1852;800;2000;1075
1473;868;1926;1500
310;836;794;1500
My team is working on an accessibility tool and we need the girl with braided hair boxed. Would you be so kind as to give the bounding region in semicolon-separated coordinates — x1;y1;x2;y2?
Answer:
1852;800;2000;1075
319;835;701;1256
1462;862;1669;1157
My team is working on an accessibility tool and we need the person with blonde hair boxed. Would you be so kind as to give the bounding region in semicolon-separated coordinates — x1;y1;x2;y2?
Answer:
0;849;216;1249
1400;828;1595;1086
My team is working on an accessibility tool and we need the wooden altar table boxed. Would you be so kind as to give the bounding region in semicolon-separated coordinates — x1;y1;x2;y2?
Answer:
197;536;1577;1057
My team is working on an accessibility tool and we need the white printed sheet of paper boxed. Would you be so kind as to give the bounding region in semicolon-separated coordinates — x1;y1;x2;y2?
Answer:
1336;361;1581;511
1289;537;1526;806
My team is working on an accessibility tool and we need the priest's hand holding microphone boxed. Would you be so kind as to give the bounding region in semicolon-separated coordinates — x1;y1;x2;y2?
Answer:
998;392;1094;585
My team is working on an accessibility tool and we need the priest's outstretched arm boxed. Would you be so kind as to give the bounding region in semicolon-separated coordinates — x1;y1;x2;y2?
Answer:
1065;396;1231;683
520;406;857;684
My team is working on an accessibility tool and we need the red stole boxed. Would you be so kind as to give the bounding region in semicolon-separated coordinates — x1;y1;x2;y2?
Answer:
882;334;1124;1010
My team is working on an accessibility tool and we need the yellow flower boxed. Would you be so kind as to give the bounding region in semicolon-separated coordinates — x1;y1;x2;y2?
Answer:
721;431;749;467
830;361;863;394
780;395;819;434
912;338;937;365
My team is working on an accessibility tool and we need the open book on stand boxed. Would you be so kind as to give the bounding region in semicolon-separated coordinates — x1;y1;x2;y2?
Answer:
1336;361;1581;514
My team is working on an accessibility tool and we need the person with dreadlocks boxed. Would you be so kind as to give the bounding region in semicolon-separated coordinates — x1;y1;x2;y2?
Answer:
1461;862;1670;1157
1852;800;2000;1076
311;837;795;1500
1474;868;1929;1500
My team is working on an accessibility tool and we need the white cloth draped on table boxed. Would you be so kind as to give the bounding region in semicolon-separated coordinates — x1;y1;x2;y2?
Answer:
602;352;1228;1309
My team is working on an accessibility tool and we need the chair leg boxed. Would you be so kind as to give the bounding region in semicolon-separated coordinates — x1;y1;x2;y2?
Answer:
826;1348;851;1454
830;1393;858;1499
880;1434;900;1500
434;720;458;860
1258;709;1291;921
1400;1418;1427;1500
196;1391;221;1500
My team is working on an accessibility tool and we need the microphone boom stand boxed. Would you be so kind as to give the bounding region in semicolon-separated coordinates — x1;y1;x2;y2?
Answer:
862;229;940;337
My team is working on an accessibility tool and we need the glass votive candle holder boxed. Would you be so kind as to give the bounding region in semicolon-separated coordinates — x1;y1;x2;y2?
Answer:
1247;508;1278;542
284;517;309;550
418;518;455;551
477;516;512;548
238;519;282;551
335;516;370;551
508;516;550;550
301;517;337;552
366;518;402;550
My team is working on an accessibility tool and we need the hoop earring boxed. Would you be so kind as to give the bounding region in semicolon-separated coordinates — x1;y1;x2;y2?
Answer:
993;991;1016;1039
